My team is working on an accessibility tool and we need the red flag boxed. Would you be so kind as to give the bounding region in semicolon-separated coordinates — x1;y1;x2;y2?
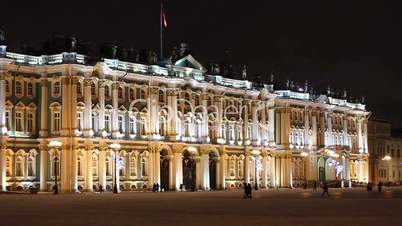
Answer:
162;11;168;28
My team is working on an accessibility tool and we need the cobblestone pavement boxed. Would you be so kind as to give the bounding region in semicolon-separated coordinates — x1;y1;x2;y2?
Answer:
0;187;401;226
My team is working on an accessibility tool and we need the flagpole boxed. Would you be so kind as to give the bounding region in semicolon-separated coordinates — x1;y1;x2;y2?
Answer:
160;1;164;60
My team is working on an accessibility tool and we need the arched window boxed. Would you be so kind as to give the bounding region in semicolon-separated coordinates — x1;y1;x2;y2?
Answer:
104;114;111;132
106;156;111;176
129;114;136;135
77;112;83;131
237;159;243;178
15;111;24;132
15;156;24;177
229;158;235;177
141;156;147;176
184;93;191;106
28;157;35;177
130;154;137;176
16;81;23;95
6;156;12;177
105;85;110;98
26;112;34;133
119;154;126;177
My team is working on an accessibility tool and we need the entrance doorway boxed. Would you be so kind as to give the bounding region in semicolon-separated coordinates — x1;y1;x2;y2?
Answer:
209;152;218;190
183;150;196;191
160;149;169;191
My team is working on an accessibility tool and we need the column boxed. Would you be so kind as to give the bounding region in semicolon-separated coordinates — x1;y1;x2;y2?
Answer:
200;151;210;190
304;109;310;148
363;119;368;153
173;151;183;190
98;149;106;190
149;87;159;139
251;100;259;145
221;154;227;190
98;80;106;134
201;92;209;142
39;79;49;137
311;111;318;148
167;89;178;141
216;157;221;190
168;156;174;190
154;148;160;184
114;150;120;192
343;116;348;146
270;155;276;187
327;112;333;146
83;78;93;137
268;107;275;145
261;152;268;189
214;95;223;143
61;144;77;192
0;73;5;133
148;151;154;187
85;145;93;192
243;100;249;144
281;109;290;149
61;77;71;136
260;102;267;145
357;118;363;153
0;144;6;191
39;147;48;191
111;82;119;138
244;153;250;183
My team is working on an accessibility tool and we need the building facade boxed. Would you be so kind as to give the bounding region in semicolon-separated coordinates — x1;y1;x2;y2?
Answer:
368;119;402;185
0;46;370;192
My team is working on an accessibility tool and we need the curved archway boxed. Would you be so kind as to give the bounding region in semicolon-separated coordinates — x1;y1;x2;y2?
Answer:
209;151;219;190
182;150;196;191
160;148;170;191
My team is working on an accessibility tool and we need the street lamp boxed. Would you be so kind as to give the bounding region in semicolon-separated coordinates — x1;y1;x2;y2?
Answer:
109;143;121;194
48;140;62;194
251;150;260;190
382;155;391;182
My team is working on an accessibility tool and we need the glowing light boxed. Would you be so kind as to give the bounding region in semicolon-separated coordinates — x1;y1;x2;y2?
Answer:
49;140;62;148
301;152;309;157
109;143;121;150
102;131;108;138
382;155;391;161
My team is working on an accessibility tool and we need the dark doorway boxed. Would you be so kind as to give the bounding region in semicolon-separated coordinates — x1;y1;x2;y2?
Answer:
209;152;217;190
183;151;196;191
160;150;169;191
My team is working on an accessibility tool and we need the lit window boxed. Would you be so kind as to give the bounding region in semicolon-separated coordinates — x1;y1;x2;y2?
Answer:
15;81;23;95
27;112;34;133
28;157;35;177
129;88;135;100
118;87;124;99
141;157;146;176
92;156;98;176
15;157;24;177
130;156;136;176
106;157;111;176
77;157;83;176
91;82;96;96
118;115;124;133
27;83;33;96
15;112;23;132
6;157;12;177
105;115;110;132
53;112;61;132
53;82;60;96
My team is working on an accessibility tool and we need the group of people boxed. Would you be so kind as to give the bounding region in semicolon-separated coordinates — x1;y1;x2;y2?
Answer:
367;182;383;192
153;183;167;192
243;183;253;199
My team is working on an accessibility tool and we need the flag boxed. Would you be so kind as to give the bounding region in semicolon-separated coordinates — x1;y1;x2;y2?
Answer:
162;11;168;28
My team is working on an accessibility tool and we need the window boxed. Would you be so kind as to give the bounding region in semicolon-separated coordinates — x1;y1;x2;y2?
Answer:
27;83;33;96
119;156;125;177
129;116;136;134
130;156;136;176
53;112;61;132
15;112;23;132
229;159;235;177
77;112;83;131
77;157;83;177
140;90;146;99
159;90;164;103
27;112;34;133
15;157;24;177
5;111;10;130
5;80;10;94
141;157;147;176
92;156;98;177
104;115;110;132
53;82;61;96
28;157;35;177
106;157;111;176
77;82;82;95
118;87;124;99
6;157;11;177
237;160;243;178
105;86;110;98
52;157;60;177
91;82;96;96
15;81;23;95
118;115;124;133
129;88;135;100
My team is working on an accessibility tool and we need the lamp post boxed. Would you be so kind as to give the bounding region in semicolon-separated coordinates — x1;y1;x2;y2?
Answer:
49;140;62;195
109;143;121;194
301;151;309;187
251;150;260;190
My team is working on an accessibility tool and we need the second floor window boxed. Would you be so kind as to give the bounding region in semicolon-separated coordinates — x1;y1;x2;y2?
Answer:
27;112;34;133
27;83;33;96
15;112;23;132
16;81;23;95
53;112;61;132
53;82;61;96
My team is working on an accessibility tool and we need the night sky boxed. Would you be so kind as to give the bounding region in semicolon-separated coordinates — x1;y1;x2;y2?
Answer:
2;1;402;127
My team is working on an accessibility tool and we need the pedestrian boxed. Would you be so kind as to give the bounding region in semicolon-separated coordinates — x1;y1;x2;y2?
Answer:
248;183;252;199
243;183;248;199
366;182;370;192
313;181;317;192
378;181;382;192
152;183;156;192
99;184;103;193
321;183;330;197
156;183;160;192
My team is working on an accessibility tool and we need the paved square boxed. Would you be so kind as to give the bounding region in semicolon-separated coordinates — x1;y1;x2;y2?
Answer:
1;187;401;226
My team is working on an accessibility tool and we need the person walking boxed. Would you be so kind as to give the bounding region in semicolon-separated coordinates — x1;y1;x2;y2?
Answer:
378;181;382;192
248;183;252;199
313;181;317;192
243;183;248;199
99;184;103;194
321;183;330;197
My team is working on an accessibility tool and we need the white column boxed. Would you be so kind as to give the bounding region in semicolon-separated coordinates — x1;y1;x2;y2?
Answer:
39;79;48;137
149;87;158;139
85;149;93;192
304;109;310;148
343;116;348;146
327;113;333;146
244;154;250;183
111;82;119;138
270;156;276;187
268;108;275;145
251;101;259;145
98;80;106;133
363;120;368;153
243;101;249;144
0;147;6;191
312;112;318;147
168;157;174;190
173;152;183;190
148;151;154;186
216;157;221;189
0;74;6;133
201;93;209;142
61;77;71;136
167;89;178;141
215;95;223;142
154;149;160;184
201;153;210;190
115;151;120;192
83;78;93;137
39;148;48;191
260;102;267;145
261;154;268;189
221;154;227;189
98;150;106;190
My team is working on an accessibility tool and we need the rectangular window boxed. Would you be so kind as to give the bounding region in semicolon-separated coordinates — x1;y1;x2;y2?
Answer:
105;115;110;132
16;112;23;132
92;158;98;176
27;112;33;133
54;112;61;131
27;83;33;96
118;116;124;133
15;81;23;95
5;80;10;94
28;158;35;177
5;111;10;130
77;112;82;131
53;82;61;96
129;117;135;134
130;158;136;176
